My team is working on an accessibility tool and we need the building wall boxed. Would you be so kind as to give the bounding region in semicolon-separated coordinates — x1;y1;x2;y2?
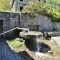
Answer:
15;0;34;11
11;0;45;12
11;0;35;11
0;11;60;34
10;13;20;29
0;12;20;33
11;1;16;11
0;12;10;32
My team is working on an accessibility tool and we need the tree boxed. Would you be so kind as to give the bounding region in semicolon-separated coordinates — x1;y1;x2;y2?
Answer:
0;0;10;10
46;0;60;6
46;0;60;12
22;1;60;22
22;1;45;18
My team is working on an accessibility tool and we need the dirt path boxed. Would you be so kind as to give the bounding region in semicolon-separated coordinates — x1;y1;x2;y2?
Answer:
0;38;21;60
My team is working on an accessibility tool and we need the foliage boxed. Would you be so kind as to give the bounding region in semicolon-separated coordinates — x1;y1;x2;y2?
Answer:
22;1;45;18
23;1;60;22
46;0;60;6
46;0;60;12
0;0;10;10
42;5;60;22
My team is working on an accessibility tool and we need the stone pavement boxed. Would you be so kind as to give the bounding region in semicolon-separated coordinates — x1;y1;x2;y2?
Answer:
0;38;21;60
51;36;60;48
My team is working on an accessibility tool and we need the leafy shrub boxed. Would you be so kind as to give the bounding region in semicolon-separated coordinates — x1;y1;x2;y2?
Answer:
22;1;60;22
43;7;60;22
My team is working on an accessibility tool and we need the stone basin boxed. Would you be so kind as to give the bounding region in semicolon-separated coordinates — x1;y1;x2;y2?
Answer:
19;31;43;39
19;31;43;51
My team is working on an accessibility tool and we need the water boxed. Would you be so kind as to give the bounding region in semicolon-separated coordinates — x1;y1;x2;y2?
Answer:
35;36;44;56
36;38;40;52
36;37;48;57
36;36;42;52
35;36;52;58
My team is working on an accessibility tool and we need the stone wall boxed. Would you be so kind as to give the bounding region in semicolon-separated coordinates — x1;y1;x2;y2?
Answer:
0;12;20;33
21;14;60;31
0;12;60;33
52;22;60;31
0;12;10;32
21;14;53;31
10;13;20;29
0;12;21;38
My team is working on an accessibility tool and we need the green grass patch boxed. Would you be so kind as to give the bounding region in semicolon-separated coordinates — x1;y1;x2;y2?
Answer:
7;39;24;52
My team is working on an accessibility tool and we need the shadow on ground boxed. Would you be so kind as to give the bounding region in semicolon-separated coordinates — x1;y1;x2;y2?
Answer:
18;51;34;60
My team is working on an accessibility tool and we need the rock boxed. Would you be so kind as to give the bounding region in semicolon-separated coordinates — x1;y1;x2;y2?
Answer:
15;38;20;41
48;51;53;54
19;38;24;42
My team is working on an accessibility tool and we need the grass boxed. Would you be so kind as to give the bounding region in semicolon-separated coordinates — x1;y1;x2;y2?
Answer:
7;39;24;52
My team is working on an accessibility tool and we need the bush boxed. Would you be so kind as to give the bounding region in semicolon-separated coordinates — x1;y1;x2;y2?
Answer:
23;1;60;22
42;5;60;22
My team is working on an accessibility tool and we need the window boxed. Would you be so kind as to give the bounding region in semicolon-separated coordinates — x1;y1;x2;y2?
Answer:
20;6;23;10
20;0;23;1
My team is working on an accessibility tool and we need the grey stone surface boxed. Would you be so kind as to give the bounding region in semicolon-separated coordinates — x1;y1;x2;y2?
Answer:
21;14;53;31
0;12;60;33
0;12;20;32
21;14;60;31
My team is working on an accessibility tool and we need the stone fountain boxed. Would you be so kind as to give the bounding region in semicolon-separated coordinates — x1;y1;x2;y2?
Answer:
19;31;43;52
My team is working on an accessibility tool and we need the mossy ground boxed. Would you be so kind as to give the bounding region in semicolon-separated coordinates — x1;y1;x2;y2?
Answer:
7;39;25;52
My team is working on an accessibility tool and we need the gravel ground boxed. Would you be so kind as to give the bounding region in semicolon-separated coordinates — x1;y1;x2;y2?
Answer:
0;38;21;60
